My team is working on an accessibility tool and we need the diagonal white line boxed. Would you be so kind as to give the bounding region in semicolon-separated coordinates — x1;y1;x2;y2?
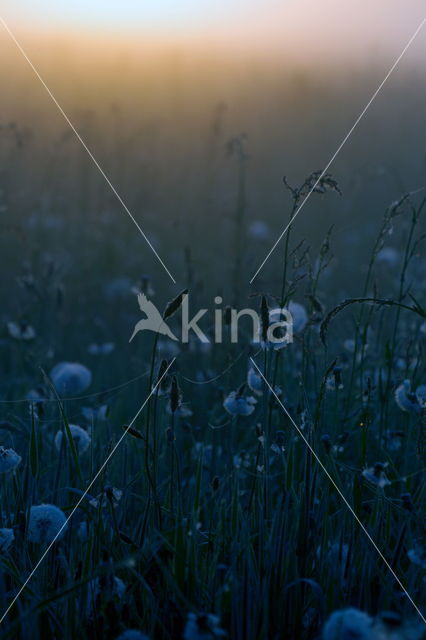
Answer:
0;16;176;284
0;357;175;625
250;15;426;284
250;357;426;625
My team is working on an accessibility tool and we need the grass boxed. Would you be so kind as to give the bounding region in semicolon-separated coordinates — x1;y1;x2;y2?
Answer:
0;66;425;639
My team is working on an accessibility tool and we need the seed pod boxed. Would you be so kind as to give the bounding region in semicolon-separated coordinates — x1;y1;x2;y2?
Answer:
170;376;181;413
122;424;144;440
224;305;232;326
156;359;171;393
260;295;269;342
163;288;188;320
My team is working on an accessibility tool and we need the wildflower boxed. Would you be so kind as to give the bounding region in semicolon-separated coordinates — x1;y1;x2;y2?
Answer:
247;366;262;394
0;528;14;552
407;541;426;569
223;385;257;416
394;380;422;414
81;405;109;421
362;463;391;489
54;424;91;455
0;446;22;473
7;321;36;341
288;301;308;333
87;342;115;355
115;631;150;640
322;608;374;640
28;504;67;544
183;612;226;640
50;362;92;396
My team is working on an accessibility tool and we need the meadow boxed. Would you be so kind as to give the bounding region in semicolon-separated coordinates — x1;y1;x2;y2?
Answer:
0;38;425;639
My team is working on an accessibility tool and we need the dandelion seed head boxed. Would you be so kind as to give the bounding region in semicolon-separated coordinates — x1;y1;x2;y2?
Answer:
0;446;22;473
376;247;400;266
407;541;426;569
394;380;421;414
223;390;256;416
183;612;226;640
287;301;308;333
89;487;122;509
50;362;92;396
28;504;67;544
247;367;263;394
54;424;91;455
7;321;36;341
0;528;14;552
322;608;374;640
115;631;150;640
88;342;115;355
362;463;391;489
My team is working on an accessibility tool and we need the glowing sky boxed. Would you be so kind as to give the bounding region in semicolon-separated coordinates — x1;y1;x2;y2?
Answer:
2;0;426;59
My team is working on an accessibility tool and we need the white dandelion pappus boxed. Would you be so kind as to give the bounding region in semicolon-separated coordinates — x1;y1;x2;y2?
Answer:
322;608;374;640
0;528;14;552
0;446;22;473
183;612;226;640
394;380;422;414
87;342;115;355
415;385;426;409
28;504;68;544
408;542;426;569
376;246;400;266
115;631;150;640
287;301;308;333
223;389;257;416
89;487;123;509
166;403;193;418
7;321;36;341
86;576;126;614
54;424;91;455
50;362;92;396
362;463;391;489
247;367;263;394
